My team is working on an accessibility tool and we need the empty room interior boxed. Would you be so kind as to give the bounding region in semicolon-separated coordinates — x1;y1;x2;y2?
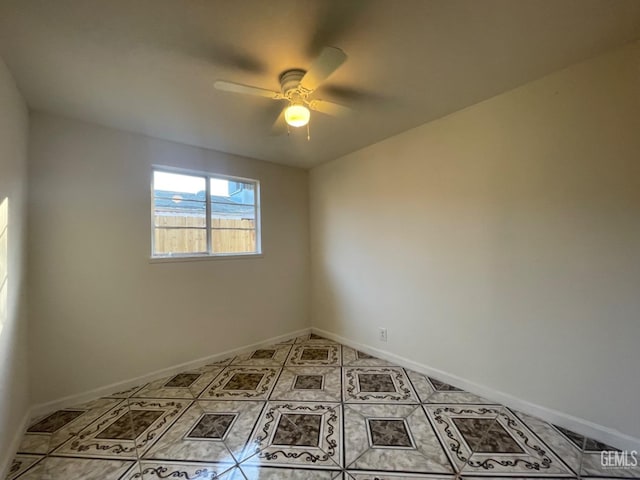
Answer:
1;0;640;479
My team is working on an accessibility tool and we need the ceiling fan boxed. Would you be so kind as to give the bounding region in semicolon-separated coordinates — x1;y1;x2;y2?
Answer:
214;47;351;136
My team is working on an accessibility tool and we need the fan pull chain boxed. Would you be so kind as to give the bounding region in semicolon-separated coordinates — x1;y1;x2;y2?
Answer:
307;122;311;141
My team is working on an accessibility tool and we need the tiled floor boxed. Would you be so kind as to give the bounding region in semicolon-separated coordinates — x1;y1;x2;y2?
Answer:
7;333;637;479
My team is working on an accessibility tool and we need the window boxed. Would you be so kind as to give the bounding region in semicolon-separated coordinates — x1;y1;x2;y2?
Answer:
152;168;260;258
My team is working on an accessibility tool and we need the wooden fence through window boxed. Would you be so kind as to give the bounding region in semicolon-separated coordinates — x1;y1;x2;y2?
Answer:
154;214;256;254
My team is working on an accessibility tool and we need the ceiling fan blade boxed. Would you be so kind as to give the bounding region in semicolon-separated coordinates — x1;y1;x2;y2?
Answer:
271;108;288;136
309;99;351;117
214;80;282;100
320;84;390;105
207;45;266;74
299;47;347;92
308;0;370;56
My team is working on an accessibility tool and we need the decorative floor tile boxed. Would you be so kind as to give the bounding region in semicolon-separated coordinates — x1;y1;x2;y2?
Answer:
344;403;453;475
425;405;503;471
293;334;313;343
513;411;582;474
270;367;341;403
406;371;494;405
582;449;640;479
547;425;640;478
28;410;85;433
368;419;414;447
460;477;576;480
199;367;281;401
306;333;339;344
277;337;297;345
347;473;454;479
18;397;123;454
286;344;341;367
342;347;393;367
241;465;342;479
207;357;235;367
5;454;43;480
7;336;625;480
426;405;573;476
232;345;293;367
128;462;240;479
13;456;136;480
53;398;190;459
108;385;146;399
294;333;338;344
243;401;342;470
343;367;419;404
143;400;264;463
134;366;223;399
295;375;323;389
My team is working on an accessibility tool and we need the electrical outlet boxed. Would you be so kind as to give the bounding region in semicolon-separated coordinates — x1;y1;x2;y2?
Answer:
379;328;387;342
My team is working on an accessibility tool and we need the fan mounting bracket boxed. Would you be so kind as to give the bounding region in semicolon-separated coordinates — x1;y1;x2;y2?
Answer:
279;69;307;98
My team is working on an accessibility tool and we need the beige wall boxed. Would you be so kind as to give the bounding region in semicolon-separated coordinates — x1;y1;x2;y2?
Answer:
310;41;640;440
28;113;309;404
0;59;30;471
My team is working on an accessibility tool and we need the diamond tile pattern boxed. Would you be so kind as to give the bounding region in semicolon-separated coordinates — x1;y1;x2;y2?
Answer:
225;373;264;390
453;417;523;453
300;347;330;360
251;349;276;359
273;413;322;446
187;413;236;439
8;333;628;479
358;373;396;392
164;373;200;388
26;410;86;434
294;374;323;390
95;410;163;440
368;419;413;447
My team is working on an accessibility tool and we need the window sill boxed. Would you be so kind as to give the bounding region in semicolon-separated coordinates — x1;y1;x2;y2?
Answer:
149;253;263;264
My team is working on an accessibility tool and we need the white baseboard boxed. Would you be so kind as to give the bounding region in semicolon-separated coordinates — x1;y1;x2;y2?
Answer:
29;327;311;418
311;327;640;452
1;407;33;480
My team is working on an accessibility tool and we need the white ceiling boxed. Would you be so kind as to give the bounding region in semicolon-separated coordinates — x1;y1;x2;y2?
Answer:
1;0;639;168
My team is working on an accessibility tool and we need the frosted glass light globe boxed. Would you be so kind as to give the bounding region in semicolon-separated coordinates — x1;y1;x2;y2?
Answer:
285;104;310;128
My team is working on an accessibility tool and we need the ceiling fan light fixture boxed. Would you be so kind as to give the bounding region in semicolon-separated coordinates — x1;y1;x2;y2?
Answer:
284;103;310;128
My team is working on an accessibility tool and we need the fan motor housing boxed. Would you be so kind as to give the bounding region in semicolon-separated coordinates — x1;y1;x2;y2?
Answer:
279;69;306;95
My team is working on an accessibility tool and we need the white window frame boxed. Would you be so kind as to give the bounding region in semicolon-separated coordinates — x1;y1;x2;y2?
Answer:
150;166;262;261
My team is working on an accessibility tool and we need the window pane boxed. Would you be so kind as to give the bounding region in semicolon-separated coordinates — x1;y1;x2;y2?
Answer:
211;228;256;254
154;172;206;234
210;178;255;205
154;198;205;228
154;197;206;210
210;202;255;220
154;228;206;255
211;217;255;230
154;171;206;196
